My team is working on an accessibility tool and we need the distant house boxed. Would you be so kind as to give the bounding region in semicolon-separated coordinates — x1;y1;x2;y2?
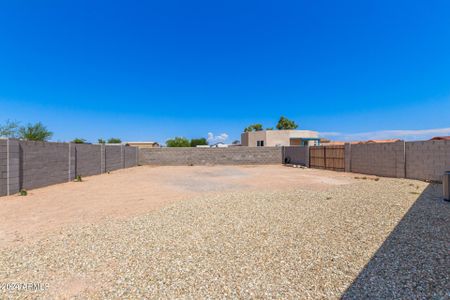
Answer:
241;130;319;147
430;136;450;141
125;141;160;148
364;139;401;144
210;142;228;148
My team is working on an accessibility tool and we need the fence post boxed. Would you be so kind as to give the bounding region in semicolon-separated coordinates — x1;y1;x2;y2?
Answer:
100;144;106;173
395;141;406;178
305;146;310;168
121;145;125;168
68;143;76;181
6;139;20;195
136;147;139;166
344;143;352;172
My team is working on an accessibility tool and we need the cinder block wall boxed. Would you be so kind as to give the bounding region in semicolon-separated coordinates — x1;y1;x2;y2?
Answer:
0;139;7;196
0;139;138;196
282;146;309;166
139;147;282;165
74;144;102;177
125;146;139;168
349;141;405;178
20;141;71;190
105;145;122;172
406;140;450;181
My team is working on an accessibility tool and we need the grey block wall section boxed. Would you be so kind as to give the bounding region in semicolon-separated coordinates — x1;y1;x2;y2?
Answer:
405;140;450;182
282;146;309;166
20;140;70;190
344;143;352;172
124;146;138;168
349;141;405;178
74;144;102;177
0;140;138;196
140;147;282;165
105;145;123;171
0;139;6;195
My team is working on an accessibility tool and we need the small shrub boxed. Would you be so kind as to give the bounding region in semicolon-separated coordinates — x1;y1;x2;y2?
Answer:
361;176;367;180
374;178;380;181
74;175;83;182
409;191;420;195
354;176;360;179
326;196;332;200
19;189;27;196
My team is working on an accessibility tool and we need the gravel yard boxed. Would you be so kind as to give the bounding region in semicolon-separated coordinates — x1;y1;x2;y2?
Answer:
0;167;448;299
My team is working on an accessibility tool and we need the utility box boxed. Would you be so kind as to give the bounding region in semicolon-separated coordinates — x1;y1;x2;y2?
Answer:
444;171;450;201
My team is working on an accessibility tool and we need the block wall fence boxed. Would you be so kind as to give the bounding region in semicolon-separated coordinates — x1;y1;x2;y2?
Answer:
0;139;139;196
284;140;450;182
139;147;282;165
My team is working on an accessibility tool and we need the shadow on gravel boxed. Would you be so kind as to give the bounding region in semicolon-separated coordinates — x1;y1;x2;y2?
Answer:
342;183;450;299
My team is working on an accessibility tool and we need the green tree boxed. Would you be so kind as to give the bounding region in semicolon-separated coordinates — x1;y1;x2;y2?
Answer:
266;127;274;130
244;124;263;132
19;122;53;141
107;138;122;144
98;138;106;144
0;120;20;138
190;138;208;147
276;116;298;130
166;137;190;147
72;138;86;144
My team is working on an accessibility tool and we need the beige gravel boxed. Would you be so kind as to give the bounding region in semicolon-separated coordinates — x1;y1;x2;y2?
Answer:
0;175;448;299
0;165;354;248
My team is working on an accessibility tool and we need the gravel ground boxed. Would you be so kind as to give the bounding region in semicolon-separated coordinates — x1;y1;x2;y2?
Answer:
0;178;448;299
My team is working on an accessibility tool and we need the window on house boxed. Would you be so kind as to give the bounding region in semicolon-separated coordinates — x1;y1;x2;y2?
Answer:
257;140;264;147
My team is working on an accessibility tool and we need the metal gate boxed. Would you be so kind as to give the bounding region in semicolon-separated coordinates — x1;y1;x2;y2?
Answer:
309;145;345;171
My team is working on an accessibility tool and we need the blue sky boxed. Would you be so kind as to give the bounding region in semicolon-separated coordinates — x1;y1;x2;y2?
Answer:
1;0;450;143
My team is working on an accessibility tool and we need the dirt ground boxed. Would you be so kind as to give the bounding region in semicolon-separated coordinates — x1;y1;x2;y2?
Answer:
1;165;448;298
0;165;356;248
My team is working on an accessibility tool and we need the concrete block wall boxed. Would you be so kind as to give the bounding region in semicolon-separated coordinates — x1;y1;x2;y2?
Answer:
105;145;122;172
282;146;309;166
139;147;282;165
20;140;71;190
125;146;139;168
0;139;138;196
349;141;405;178
74;144;102;177
405;140;450;181
0;140;6;196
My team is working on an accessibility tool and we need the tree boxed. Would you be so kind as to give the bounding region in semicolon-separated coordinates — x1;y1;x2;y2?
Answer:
266;127;274;130
107;138;122;144
72;138;86;144
166;137;190;147
190;138;208;147
232;140;241;145
276;116;298;130
0;120;20;138
244;124;263;132
98;138;106;144
19;122;53;141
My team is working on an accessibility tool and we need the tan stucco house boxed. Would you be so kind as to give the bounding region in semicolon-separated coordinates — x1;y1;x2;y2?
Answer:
241;130;319;147
125;141;160;148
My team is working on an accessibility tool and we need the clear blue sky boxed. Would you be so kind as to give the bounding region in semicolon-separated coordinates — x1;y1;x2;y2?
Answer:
1;0;450;143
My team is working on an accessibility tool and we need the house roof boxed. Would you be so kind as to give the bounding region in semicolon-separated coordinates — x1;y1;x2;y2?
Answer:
430;136;450;141
363;139;401;144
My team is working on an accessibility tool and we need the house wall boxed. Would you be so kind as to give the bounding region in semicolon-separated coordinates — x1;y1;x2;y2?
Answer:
242;130;319;147
0;139;138;196
139;147;282;165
